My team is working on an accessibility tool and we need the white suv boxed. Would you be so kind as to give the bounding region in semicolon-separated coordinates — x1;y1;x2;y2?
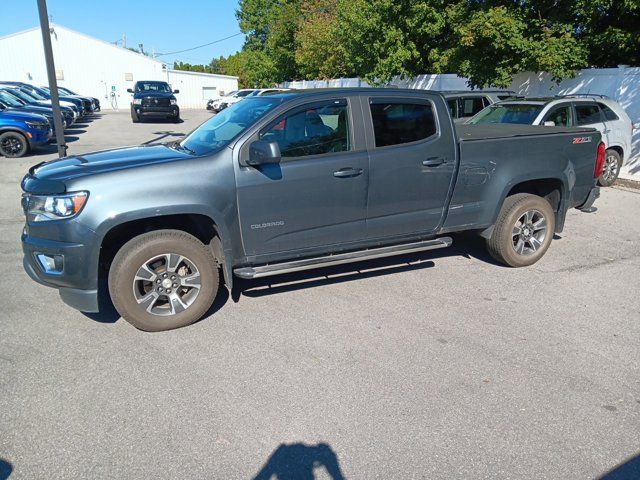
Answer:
209;89;258;113
467;95;634;186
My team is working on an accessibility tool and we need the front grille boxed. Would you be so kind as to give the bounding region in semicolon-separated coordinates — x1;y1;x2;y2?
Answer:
142;97;171;107
82;99;92;111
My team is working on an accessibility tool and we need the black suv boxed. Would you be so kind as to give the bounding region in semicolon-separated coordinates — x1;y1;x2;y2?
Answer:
128;81;180;123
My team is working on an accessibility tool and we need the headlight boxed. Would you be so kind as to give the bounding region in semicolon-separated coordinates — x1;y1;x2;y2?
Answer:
24;191;88;222
26;121;50;130
170;99;177;105
133;99;142;105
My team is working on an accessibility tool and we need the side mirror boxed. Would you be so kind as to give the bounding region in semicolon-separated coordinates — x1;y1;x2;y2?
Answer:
126;88;133;93
543;120;556;126
248;140;281;166
173;89;180;94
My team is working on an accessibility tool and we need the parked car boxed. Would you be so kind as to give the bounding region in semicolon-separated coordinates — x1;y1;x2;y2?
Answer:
466;95;634;186
441;90;522;123
41;86;100;113
21;88;603;331
0;110;51;157
127;81;180;123
0;84;81;119
0;89;69;131
1;82;89;116
208;89;257;113
56;86;101;112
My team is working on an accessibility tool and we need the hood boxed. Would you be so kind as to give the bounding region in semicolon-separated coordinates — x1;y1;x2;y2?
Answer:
22;144;192;194
0;110;48;122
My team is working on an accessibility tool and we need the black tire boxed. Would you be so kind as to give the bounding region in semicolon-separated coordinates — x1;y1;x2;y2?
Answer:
131;109;140;123
108;230;219;331
0;131;29;158
487;193;555;267
598;149;622;187
173;116;181;123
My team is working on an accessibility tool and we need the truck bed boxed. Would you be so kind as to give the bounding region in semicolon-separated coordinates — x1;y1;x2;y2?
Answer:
456;124;597;142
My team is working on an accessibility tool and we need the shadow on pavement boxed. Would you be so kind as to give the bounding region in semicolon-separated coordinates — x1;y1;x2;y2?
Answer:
234;233;500;301
0;458;12;480
599;453;640;479
253;443;345;480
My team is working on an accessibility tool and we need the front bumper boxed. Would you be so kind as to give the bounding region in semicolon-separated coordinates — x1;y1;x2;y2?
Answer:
28;129;53;147
134;105;179;117
21;222;100;312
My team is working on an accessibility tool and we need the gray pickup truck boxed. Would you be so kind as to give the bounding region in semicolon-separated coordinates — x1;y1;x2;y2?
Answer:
21;88;603;331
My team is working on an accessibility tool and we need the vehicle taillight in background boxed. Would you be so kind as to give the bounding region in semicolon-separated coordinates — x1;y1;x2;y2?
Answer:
594;142;606;178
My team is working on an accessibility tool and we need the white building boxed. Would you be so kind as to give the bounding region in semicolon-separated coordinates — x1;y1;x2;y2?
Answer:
0;24;238;109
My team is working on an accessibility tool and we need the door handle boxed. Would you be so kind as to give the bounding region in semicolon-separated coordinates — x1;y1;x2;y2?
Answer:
422;157;445;167
333;167;363;178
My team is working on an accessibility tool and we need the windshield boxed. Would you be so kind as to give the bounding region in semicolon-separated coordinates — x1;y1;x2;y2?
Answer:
9;89;38;102
21;87;47;100
235;90;255;98
136;82;172;93
468;104;544;125
0;91;26;107
179;97;282;155
59;87;76;95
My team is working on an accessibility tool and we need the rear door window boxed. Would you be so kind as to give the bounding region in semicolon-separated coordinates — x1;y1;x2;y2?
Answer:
575;104;603;125
543;104;573;127
369;100;437;147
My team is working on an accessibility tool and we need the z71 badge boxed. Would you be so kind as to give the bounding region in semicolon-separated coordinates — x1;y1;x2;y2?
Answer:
572;136;592;144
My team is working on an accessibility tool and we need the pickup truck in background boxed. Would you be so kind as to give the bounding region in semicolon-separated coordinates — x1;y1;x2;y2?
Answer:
127;80;180;123
21;88;603;331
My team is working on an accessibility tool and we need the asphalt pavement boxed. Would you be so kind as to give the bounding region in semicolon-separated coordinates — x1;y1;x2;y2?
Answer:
0;110;639;479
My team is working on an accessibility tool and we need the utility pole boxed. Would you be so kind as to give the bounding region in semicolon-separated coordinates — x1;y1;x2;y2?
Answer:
37;0;67;157
123;33;126;49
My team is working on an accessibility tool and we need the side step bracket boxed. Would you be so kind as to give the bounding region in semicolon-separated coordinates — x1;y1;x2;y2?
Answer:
234;237;453;279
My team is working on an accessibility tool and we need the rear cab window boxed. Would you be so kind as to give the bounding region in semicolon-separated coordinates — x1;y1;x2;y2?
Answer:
369;99;437;147
460;96;487;118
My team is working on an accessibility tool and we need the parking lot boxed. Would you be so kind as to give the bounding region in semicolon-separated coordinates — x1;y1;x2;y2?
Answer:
1;110;639;479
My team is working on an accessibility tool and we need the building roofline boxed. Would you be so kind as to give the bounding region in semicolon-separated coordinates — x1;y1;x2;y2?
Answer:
167;69;238;80
0;26;40;42
0;23;167;66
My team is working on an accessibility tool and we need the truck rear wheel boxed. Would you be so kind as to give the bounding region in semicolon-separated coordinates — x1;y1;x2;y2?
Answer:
108;230;219;331
487;193;555;267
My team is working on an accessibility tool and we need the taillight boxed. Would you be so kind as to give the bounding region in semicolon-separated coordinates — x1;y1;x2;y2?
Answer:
594;142;606;178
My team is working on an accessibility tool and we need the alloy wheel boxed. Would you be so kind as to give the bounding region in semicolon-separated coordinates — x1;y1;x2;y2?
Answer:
132;253;201;316
602;154;619;182
511;209;547;256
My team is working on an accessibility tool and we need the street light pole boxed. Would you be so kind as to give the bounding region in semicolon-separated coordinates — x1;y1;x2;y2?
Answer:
37;0;67;158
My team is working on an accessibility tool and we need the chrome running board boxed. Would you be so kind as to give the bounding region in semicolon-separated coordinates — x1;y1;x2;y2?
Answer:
234;237;453;279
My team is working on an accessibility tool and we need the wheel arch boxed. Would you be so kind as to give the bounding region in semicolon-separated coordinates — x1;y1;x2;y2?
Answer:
97;212;234;290
481;176;568;239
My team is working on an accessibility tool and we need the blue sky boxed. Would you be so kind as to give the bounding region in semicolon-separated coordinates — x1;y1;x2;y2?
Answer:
0;0;245;65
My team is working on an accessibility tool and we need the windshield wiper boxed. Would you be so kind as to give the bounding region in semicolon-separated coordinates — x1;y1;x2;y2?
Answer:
170;141;196;155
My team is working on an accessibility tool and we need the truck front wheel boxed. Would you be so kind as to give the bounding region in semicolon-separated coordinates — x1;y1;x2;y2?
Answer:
108;230;219;331
487;193;555;267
